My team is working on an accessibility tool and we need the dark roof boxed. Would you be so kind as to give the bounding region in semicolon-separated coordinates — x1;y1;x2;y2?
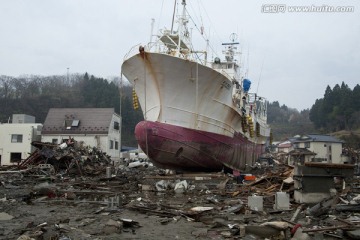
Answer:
42;108;118;134
290;134;343;144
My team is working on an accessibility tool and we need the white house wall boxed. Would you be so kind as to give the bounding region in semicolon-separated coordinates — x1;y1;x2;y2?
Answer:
310;142;342;164
109;114;121;158
0;124;42;166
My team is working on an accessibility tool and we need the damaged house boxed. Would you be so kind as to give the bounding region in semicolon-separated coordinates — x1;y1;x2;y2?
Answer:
41;108;121;161
0;114;42;166
287;134;345;165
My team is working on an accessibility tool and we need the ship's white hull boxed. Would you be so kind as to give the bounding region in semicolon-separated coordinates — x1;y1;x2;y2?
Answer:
122;52;269;171
123;52;264;137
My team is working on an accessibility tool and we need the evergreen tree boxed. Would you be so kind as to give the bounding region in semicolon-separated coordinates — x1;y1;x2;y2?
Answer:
309;82;360;131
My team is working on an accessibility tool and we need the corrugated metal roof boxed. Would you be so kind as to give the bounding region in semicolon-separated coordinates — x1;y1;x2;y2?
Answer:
42;108;118;134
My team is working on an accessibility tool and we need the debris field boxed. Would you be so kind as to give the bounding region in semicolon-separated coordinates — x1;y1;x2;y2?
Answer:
1;141;360;239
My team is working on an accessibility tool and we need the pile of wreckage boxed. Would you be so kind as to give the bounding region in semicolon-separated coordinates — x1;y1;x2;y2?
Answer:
6;140;112;177
1;142;360;239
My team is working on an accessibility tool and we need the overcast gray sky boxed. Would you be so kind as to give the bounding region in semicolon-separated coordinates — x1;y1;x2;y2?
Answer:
0;0;359;110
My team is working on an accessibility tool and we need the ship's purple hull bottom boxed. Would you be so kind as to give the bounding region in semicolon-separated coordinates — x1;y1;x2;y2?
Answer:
135;121;265;172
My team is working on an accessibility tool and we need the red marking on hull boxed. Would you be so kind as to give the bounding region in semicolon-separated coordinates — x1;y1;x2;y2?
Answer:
135;121;264;172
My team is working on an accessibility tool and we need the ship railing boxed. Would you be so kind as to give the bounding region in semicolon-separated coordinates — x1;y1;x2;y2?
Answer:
247;93;257;103
147;37;211;65
212;68;236;82
123;43;142;61
122;40;172;61
123;39;222;70
247;93;267;104
245;93;268;121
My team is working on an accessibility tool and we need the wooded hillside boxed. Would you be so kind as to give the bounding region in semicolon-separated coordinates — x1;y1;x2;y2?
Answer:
310;82;360;132
0;73;143;146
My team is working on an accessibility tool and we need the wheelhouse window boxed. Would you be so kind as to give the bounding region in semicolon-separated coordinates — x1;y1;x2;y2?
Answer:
11;134;23;143
115;141;119;150
114;121;120;130
110;140;114;149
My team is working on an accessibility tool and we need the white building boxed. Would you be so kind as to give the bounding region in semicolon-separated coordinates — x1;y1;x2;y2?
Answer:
0;114;42;166
288;134;344;164
41;108;121;161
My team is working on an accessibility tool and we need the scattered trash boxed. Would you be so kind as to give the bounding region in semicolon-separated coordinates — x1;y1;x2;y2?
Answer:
174;180;188;193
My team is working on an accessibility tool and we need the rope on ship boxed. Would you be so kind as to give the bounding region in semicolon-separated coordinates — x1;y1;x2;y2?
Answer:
143;53;149;161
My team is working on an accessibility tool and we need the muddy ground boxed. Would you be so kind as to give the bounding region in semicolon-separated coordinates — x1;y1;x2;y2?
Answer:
1;163;360;240
0;167;217;240
0;193;207;240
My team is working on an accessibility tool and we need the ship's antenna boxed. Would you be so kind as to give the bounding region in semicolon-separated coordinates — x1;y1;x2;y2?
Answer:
170;0;177;34
157;0;165;33
256;57;265;94
245;48;250;77
177;0;187;56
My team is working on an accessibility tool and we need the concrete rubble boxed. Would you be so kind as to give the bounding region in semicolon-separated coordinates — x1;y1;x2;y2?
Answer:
0;142;360;239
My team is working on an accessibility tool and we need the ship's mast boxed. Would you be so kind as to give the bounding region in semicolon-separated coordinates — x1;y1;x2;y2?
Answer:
149;18;155;43
222;33;239;63
170;0;177;34
177;0;187;57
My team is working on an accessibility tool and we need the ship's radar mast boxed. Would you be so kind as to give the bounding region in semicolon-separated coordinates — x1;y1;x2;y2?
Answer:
222;33;240;62
159;0;191;57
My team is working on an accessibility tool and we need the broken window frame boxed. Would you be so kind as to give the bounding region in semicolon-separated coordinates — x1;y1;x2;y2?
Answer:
64;119;80;129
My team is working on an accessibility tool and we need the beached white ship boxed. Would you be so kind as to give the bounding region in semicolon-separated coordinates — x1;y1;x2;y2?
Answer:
121;0;271;171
